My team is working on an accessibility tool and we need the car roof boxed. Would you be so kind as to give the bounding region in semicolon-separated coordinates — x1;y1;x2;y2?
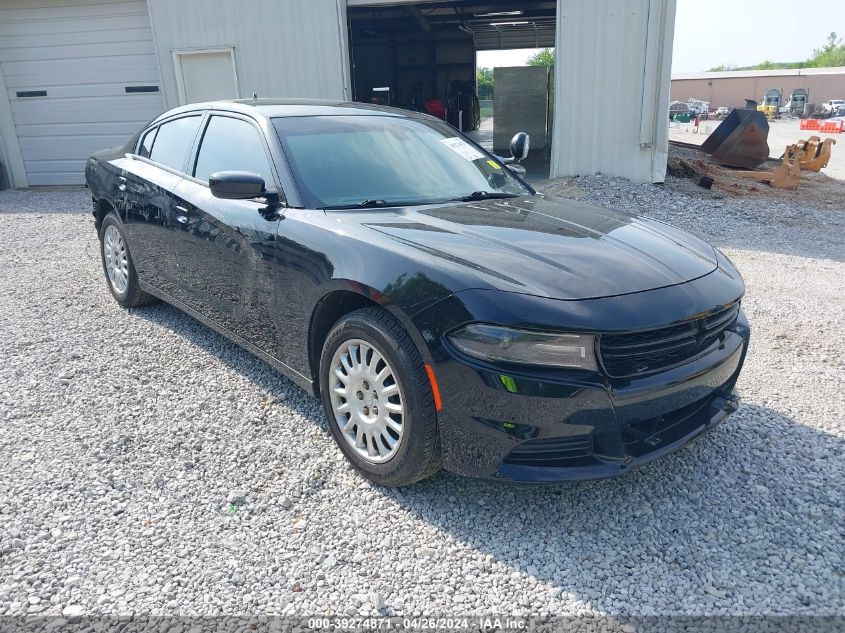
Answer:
152;98;428;124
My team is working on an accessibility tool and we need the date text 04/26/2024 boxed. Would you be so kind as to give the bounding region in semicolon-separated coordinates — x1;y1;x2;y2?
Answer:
307;617;527;630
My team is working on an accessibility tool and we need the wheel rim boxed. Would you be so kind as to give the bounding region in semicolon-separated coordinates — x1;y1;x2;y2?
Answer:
329;338;405;464
103;224;129;294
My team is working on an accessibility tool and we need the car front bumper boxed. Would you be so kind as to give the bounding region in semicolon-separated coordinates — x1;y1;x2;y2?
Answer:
429;310;750;483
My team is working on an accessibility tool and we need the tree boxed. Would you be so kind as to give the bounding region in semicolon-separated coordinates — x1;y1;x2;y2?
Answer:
705;32;845;71
527;48;555;68
476;67;494;99
814;32;842;57
707;64;738;72
811;32;845;68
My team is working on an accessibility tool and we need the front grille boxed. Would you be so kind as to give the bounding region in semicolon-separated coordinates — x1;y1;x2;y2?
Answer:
620;394;715;457
600;303;739;377
503;435;594;468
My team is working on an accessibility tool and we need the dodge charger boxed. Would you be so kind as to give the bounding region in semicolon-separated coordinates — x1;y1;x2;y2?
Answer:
85;99;750;486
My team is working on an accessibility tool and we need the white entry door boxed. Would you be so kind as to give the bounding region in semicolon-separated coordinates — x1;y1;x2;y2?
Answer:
173;49;239;105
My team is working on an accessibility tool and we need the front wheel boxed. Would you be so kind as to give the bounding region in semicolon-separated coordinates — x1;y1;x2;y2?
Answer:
99;213;158;308
319;307;441;486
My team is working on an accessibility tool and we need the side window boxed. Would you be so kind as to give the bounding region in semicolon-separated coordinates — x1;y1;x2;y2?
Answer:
193;116;274;184
148;115;202;172
138;127;157;158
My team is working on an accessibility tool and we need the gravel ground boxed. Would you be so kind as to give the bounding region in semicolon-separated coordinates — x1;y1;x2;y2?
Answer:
0;181;843;621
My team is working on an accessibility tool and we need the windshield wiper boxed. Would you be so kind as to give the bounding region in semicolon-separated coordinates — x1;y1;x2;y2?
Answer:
450;191;522;202
321;199;389;210
321;192;523;209
321;198;448;210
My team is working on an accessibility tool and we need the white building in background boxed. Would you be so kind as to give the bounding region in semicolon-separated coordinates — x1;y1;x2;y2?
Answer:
0;0;676;188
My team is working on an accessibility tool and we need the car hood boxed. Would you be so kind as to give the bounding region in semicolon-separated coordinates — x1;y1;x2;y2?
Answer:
345;194;718;301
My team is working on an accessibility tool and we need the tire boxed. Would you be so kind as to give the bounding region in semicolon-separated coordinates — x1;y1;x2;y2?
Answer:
98;212;158;308
319;307;441;486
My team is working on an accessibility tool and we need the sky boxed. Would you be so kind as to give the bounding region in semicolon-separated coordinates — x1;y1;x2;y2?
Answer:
477;0;839;75
671;0;836;73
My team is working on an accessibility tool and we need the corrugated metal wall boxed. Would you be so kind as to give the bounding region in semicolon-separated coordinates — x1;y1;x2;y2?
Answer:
671;70;845;110
147;0;351;109
551;0;676;183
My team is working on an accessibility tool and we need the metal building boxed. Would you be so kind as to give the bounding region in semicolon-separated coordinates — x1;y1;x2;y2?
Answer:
0;0;677;188
671;67;845;111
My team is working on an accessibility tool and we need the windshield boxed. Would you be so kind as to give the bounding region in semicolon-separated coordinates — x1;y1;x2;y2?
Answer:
272;115;531;208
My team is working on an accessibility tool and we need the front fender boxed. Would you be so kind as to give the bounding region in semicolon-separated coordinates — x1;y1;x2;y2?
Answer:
304;278;453;394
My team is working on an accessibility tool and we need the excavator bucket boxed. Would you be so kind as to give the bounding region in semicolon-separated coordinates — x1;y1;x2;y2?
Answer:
699;109;770;169
735;146;802;190
785;136;836;172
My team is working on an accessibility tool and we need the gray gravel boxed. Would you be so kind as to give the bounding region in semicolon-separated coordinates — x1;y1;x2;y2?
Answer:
0;181;843;619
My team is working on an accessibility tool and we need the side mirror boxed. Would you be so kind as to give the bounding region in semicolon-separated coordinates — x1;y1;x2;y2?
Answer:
509;132;530;162
209;171;267;200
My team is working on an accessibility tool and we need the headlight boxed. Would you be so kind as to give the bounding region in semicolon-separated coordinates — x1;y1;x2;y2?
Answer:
446;324;597;371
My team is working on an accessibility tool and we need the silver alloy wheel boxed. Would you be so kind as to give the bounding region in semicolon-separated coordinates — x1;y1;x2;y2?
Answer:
329;338;405;463
103;224;129;294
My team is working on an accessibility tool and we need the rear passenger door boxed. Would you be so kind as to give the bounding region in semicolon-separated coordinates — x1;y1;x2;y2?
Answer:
171;113;283;352
123;114;203;296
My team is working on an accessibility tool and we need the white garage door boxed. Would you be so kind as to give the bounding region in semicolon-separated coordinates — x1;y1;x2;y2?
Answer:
0;0;166;185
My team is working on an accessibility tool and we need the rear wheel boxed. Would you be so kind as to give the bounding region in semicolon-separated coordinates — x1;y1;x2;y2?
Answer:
99;213;158;308
319;307;441;486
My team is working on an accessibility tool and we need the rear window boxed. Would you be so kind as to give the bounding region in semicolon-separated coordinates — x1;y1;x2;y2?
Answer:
149;115;202;172
138;127;157;158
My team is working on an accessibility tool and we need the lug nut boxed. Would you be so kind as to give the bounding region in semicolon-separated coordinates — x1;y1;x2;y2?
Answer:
362;381;370;390
356;391;363;400
363;406;370;415
373;406;378;415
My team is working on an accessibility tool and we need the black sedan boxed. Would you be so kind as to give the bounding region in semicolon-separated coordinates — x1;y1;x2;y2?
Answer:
85;99;750;486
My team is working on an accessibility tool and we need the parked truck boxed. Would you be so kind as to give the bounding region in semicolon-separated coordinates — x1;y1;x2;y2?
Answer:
785;88;809;115
687;98;710;116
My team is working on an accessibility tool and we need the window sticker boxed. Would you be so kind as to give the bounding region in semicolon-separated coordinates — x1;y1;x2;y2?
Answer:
440;137;485;161
486;159;502;170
